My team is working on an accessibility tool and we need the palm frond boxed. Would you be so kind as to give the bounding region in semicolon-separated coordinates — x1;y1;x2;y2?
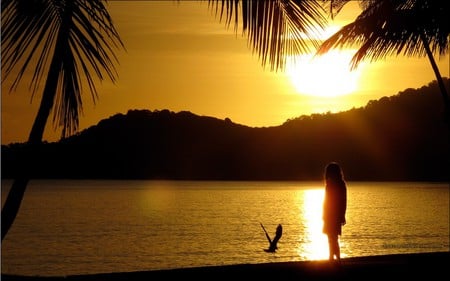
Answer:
317;0;449;69
1;0;124;138
208;0;328;71
322;0;353;19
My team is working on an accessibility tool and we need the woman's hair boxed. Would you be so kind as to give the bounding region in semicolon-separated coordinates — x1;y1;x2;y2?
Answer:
325;162;344;182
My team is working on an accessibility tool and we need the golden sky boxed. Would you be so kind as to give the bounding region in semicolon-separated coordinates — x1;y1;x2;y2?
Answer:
1;1;449;145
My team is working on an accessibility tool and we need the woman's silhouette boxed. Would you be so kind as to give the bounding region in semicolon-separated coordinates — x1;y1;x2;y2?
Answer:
322;162;347;262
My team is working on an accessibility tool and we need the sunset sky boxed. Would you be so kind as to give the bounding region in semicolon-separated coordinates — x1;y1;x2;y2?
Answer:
1;1;449;145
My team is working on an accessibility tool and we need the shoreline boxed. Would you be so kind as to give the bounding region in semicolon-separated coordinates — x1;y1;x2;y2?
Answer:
2;251;449;280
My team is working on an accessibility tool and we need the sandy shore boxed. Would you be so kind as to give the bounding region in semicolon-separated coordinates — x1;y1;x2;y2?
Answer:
2;251;449;280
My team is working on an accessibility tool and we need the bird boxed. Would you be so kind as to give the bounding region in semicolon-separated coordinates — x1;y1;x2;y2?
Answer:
261;223;282;253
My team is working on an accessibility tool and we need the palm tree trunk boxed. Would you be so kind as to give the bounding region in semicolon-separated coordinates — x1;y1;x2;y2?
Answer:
1;14;70;241
1;65;60;241
419;32;450;130
1;179;29;241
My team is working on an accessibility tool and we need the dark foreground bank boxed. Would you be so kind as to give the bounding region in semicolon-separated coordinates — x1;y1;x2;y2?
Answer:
2;252;449;281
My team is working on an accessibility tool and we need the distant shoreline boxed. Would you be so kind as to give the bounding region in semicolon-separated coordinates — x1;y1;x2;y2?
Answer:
3;81;450;182
2;251;449;281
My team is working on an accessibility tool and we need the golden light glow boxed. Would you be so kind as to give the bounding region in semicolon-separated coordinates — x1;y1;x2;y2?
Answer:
2;2;448;145
286;49;363;98
286;25;364;98
299;188;329;260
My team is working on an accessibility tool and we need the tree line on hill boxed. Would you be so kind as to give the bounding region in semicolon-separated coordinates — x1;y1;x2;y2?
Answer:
2;79;449;181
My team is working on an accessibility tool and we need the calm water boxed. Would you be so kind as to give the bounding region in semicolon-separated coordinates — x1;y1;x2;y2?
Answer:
1;180;449;276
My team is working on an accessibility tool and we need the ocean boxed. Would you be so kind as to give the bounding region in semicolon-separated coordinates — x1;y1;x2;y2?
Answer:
1;180;448;276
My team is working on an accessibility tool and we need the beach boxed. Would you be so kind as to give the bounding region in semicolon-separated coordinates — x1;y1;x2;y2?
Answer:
2;251;449;281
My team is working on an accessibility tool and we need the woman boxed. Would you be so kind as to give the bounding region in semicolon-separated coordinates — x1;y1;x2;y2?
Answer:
322;162;347;262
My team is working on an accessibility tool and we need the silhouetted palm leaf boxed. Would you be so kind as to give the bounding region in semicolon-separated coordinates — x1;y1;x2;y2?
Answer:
1;0;123;241
208;0;328;71
318;0;448;68
2;0;124;138
317;0;449;126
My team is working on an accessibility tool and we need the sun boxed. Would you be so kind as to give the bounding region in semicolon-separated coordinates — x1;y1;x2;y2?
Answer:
286;49;363;97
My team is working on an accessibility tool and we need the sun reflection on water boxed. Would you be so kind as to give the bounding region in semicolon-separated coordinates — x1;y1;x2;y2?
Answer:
298;188;329;260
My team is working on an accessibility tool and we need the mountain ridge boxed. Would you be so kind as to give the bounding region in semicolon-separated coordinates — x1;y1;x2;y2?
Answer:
2;79;449;181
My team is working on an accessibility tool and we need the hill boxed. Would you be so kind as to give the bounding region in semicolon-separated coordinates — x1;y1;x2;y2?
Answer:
2;79;449;181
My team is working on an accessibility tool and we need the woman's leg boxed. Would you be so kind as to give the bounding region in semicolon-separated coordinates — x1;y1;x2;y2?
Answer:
334;236;341;261
327;234;340;261
327;235;335;260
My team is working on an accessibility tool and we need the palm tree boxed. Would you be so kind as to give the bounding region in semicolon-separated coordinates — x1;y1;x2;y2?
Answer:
4;0;446;242
1;0;124;241
1;0;329;243
317;0;449;126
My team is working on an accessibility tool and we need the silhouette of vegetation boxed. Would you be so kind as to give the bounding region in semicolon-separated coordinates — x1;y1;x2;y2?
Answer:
1;0;124;241
3;79;449;182
207;0;328;71
2;0;448;243
209;0;449;115
318;0;449;127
